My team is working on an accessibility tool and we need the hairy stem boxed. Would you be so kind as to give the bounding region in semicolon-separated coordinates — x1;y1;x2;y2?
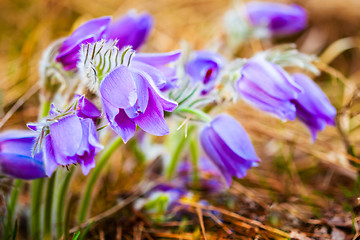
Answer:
30;99;51;239
43;172;57;240
4;179;22;238
57;168;75;239
166;126;195;180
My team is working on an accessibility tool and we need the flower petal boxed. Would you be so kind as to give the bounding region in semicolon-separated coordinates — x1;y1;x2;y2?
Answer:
211;115;259;161
113;109;136;142
43;135;59;176
49;115;82;157
0;153;47;179
107;12;153;50
76;95;101;119
57;16;111;58
200;127;233;185
133;50;181;66
293;73;336;124
100;65;137;109
133;89;170;136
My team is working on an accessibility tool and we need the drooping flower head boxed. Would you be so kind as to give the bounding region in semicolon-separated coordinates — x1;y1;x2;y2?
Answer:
107;11;153;50
78;41;180;143
200;114;259;185
28;95;103;176
56;11;153;71
185;51;225;94
245;1;307;37
291;73;336;141
56;16;111;70
0;130;46;179
236;58;303;121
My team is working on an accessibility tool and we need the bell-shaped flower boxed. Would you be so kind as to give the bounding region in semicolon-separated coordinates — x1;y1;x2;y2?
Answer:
292;73;336;141
0;130;46;180
56;16;111;70
245;2;307;37
107;11;153;50
28;96;103;176
185;51;225;94
200;114;259;185
98;48;180;143
245;1;307;37
236;58;303;121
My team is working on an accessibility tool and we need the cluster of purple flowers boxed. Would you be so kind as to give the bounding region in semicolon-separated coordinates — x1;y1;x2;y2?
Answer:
0;2;336;194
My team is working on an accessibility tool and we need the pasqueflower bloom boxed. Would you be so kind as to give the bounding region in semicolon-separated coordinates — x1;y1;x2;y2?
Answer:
0;130;46;179
292;73;336;141
100;49;180;142
185;51;225;94
28;96;103;176
56;16;111;70
245;1;307;37
200;114;259;185
236;58;303;121
56;11;153;70
107;11;153;50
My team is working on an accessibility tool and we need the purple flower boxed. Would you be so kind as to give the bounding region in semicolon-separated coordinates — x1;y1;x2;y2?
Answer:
56;11;153;71
133;51;181;91
292;73;336;141
100;50;180;143
236;58;303;121
0;130;46;179
107;11;153;50
29;96;103;176
56;16;111;70
141;184;187;213
185;51;225;94
200;114;259;185
245;2;307;37
74;94;102;123
177;156;228;193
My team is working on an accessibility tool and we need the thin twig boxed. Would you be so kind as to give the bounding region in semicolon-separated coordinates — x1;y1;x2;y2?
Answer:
70;181;157;233
196;207;207;240
180;200;290;239
0;84;40;129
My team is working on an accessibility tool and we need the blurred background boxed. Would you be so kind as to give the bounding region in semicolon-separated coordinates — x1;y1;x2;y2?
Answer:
2;0;360;238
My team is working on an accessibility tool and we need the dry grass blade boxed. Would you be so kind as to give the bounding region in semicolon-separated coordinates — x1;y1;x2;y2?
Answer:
180;200;290;239
196;207;208;240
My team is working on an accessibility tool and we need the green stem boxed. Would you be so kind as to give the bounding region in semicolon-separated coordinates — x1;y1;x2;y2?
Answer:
31;100;51;240
57;169;74;239
77;136;123;223
4;179;22;238
30;178;45;240
64;196;76;240
43;172;57;240
175;108;212;122
166;126;195;180
40;100;51;119
189;136;199;185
